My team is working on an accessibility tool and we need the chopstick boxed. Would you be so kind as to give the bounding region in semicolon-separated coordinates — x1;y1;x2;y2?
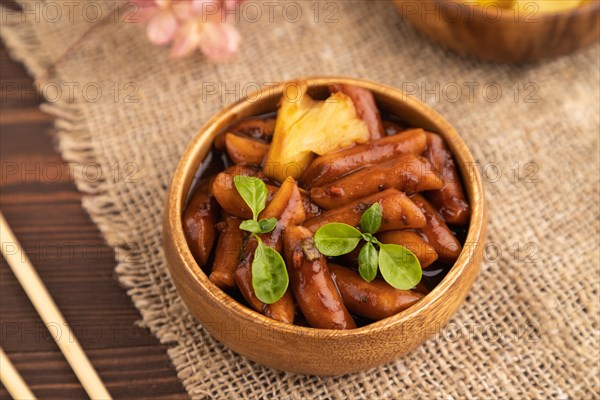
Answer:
0;212;112;400
0;346;37;399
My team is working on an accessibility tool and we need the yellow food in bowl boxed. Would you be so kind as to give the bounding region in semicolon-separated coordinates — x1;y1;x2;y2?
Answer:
264;82;370;182
476;0;590;12
163;77;488;374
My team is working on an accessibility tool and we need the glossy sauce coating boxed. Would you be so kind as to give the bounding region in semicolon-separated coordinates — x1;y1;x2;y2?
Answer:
382;120;404;135
210;165;269;219
310;153;443;209
284;226;356;329
330;84;384;140
258;177;306;252
344;230;438;269
304;188;426;233
186;90;471;327
234;236;296;324
213;117;276;151
211;166;319;219
257;178;305;321
234;237;262;311
224;133;269;166
298;190;322;219
263;291;296;323
376;230;438;268
328;264;424;321
411;194;462;263
234;178;306;324
183;189;217;267
424;132;470;226
232;117;276;139
209;216;244;289
301;128;427;187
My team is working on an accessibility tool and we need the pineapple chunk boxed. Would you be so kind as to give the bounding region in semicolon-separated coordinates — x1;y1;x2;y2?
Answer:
263;82;370;183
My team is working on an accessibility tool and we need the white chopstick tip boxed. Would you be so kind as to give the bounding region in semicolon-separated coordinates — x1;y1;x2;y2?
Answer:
0;212;112;400
0;347;37;400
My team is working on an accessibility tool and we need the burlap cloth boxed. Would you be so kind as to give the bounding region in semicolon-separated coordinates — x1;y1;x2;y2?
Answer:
2;0;599;398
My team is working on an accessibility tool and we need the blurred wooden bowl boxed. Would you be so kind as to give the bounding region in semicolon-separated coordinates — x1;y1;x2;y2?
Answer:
394;0;600;62
163;77;487;375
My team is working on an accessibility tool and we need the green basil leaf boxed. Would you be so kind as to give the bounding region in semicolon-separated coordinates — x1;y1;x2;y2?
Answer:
239;219;262;233
314;223;362;256
258;217;278;233
378;243;422;290
233;175;268;220
252;241;289;304
360;202;382;234
358;242;378;282
362;232;374;243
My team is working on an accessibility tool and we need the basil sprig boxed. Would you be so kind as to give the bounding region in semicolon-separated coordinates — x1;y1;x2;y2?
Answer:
313;222;362;256
233;176;288;304
233;175;269;221
314;203;422;290
251;241;288;304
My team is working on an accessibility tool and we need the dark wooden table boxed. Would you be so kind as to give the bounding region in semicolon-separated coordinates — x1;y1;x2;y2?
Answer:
0;43;188;399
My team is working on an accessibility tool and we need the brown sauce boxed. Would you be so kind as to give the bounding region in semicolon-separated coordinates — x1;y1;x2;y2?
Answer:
189;111;470;327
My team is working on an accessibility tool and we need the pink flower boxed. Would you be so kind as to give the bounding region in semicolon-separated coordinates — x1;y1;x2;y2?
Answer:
131;0;242;61
198;23;241;61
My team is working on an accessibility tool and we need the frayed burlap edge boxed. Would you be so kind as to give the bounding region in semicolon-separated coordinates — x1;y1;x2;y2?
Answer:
1;1;185;385
4;2;599;399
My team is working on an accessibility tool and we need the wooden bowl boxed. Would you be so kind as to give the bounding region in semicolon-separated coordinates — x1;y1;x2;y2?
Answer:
394;0;600;62
163;77;488;375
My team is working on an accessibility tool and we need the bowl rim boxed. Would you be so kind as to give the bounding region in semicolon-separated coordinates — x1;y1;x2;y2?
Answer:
166;76;487;337
408;0;600;21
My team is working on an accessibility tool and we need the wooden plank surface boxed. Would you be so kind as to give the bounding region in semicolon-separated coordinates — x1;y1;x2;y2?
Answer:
0;42;188;399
